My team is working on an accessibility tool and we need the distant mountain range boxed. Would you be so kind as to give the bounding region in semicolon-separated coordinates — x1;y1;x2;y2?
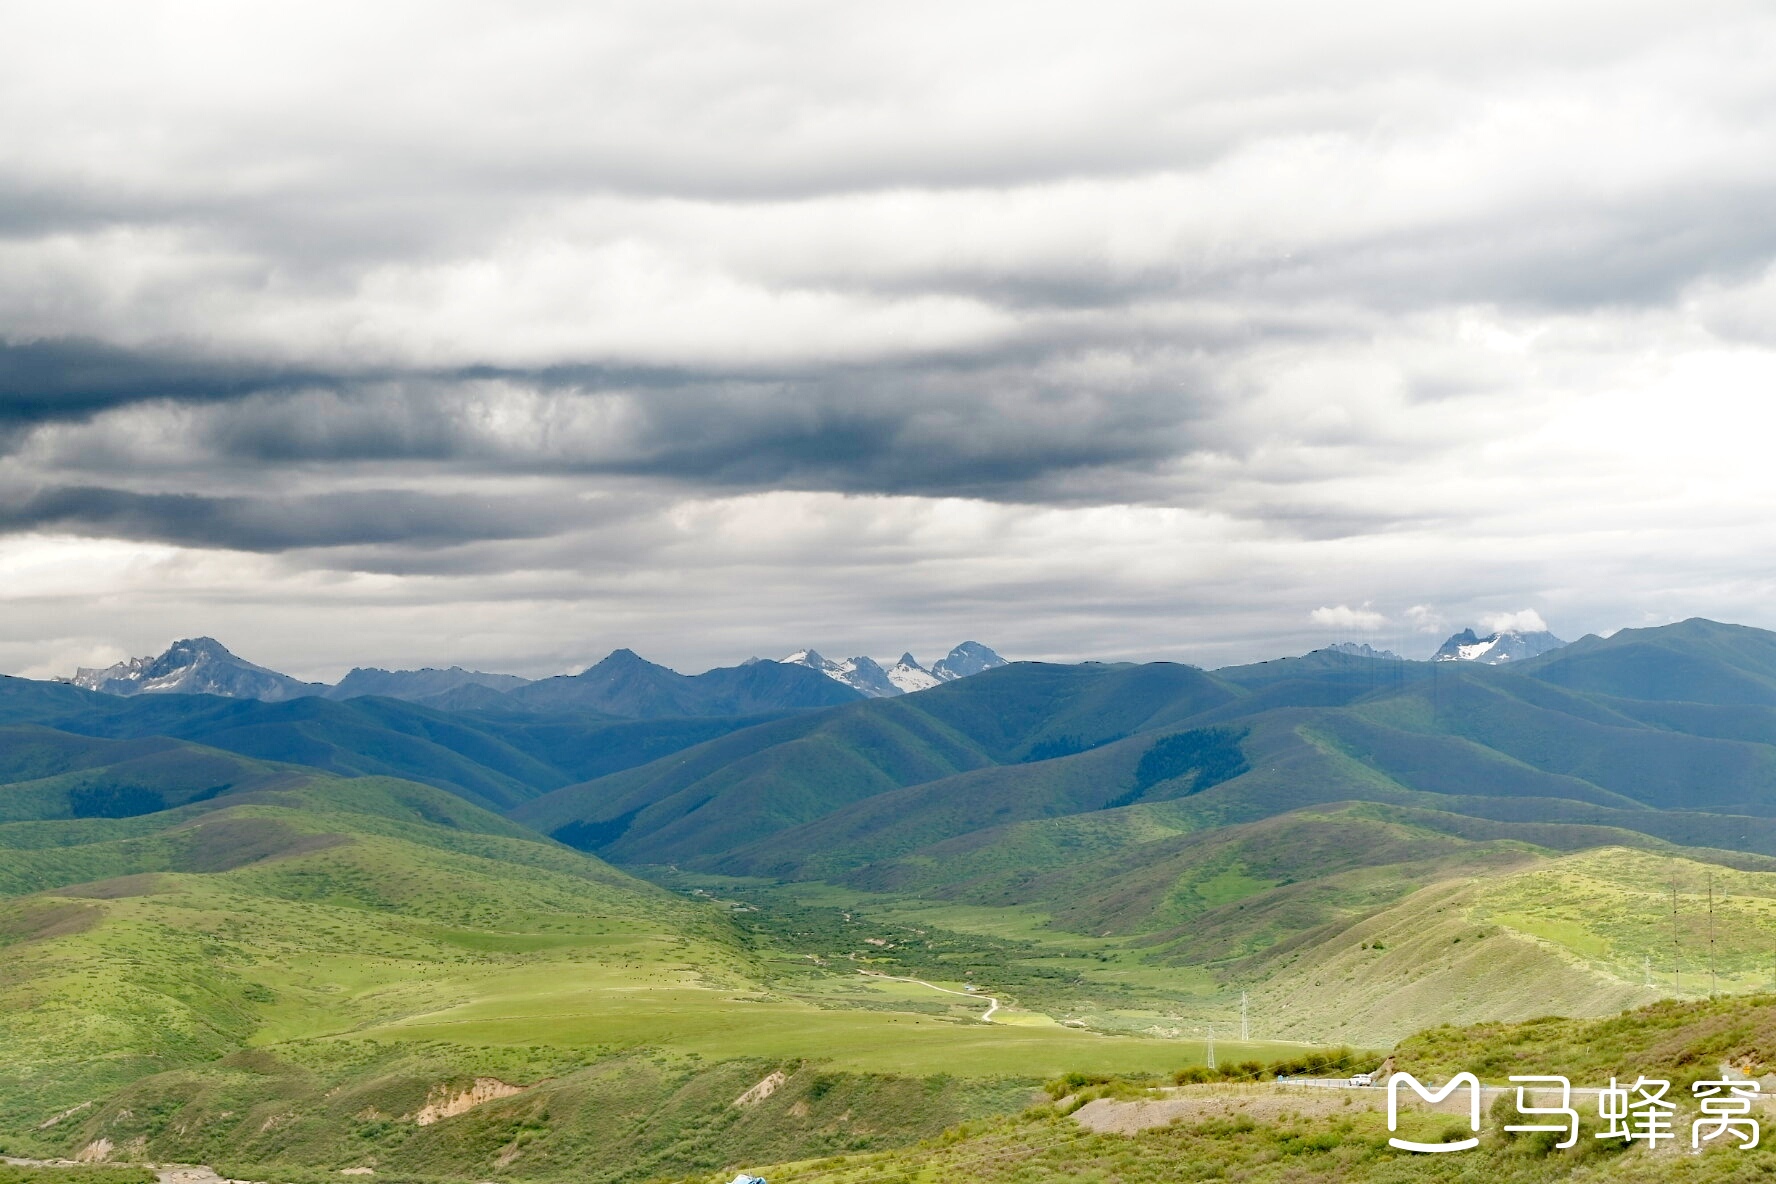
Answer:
66;636;1009;714
60;624;1555;716
514;617;1775;880
13;613;1776;1060
778;642;1007;697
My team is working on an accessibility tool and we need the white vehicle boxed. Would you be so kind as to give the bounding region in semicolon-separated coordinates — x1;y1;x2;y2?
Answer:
1349;1072;1374;1087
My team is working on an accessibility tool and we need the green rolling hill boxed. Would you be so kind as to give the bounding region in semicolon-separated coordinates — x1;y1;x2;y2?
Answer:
0;732;1231;1182
504;648;865;715
523;621;1776;878
18;619;1776;1179
0;675;787;813
717;991;1776;1184
510;661;1241;860
504;620;1776;1050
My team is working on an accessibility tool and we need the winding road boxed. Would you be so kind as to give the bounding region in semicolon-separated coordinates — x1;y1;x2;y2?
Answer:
858;970;1000;1022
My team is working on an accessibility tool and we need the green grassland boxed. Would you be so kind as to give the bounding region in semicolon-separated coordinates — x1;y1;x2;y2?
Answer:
0;676;781;815
520;625;1776;898
21;622;1776;1179
647;816;1776;1052
0;761;1245;1182
704;992;1776;1184
0;1169;154;1184
684;1099;1776;1184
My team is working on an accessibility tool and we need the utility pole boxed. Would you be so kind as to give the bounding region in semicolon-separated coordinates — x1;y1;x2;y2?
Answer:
1673;881;1682;994
1207;1023;1216;1071
1708;873;1717;998
1241;992;1249;1042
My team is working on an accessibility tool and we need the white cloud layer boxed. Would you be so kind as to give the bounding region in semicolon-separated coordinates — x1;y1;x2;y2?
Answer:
1310;605;1389;633
1479;609;1552;635
5;1;1776;673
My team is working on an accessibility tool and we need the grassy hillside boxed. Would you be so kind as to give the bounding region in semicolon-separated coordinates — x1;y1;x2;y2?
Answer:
0;676;778;812
493;624;1776;1063
652;802;1776;1053
1526;617;1776;705
560;629;1776;918
506;649;864;716
707;992;1776;1183
0;731;1241;1182
22;622;1776;1178
518;663;1246;866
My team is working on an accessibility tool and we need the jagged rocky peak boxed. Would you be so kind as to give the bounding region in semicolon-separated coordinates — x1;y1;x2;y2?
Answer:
779;648;896;698
888;653;941;694
1324;642;1404;660
70;637;324;701
779;642;1006;696
931;641;1007;681
1433;627;1566;665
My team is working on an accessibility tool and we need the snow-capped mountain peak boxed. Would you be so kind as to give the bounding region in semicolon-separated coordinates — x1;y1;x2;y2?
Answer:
1432;627;1566;665
887;653;942;694
69;637;324;700
779;642;1006;696
931;641;1007;681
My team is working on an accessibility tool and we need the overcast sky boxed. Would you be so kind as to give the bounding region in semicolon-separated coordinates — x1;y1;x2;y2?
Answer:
5;0;1776;680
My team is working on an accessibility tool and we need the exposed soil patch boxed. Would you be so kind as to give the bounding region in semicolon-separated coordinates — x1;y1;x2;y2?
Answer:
0;901;102;945
54;876;165;901
176;817;352;873
413;1079;527;1126
36;1102;94;1130
73;1141;114;1163
732;1071;788;1107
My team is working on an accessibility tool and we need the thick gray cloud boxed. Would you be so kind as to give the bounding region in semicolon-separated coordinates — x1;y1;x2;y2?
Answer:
6;0;1776;677
0;484;608;551
0;339;323;423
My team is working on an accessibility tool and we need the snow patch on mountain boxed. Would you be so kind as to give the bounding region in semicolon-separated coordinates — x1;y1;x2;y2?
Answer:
780;642;1006;696
66;637;1009;704
69;637;324;700
887;653;942;693
1432;628;1566;665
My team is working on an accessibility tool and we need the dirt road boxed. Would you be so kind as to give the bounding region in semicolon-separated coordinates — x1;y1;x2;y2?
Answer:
857;970;1000;1022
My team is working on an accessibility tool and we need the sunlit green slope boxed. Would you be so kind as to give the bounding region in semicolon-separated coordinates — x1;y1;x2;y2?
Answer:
0;740;1230;1182
712;992;1776;1184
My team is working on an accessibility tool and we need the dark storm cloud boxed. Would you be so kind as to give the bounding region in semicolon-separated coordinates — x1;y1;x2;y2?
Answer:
201;367;1198;499
1;335;1207;517
0;338;323;423
0;485;594;551
9;0;1776;678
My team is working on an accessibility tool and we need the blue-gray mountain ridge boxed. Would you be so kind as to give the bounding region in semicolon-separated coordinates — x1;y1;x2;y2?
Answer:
66;636;1008;711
